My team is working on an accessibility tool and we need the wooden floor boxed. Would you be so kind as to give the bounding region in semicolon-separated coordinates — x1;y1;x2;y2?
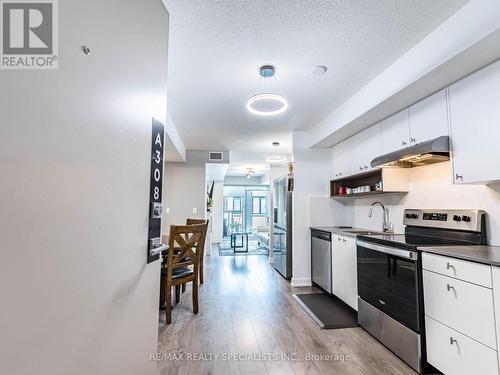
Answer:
157;249;417;375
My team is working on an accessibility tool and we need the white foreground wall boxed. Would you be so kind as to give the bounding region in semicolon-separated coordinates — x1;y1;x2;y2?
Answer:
291;132;341;286
0;1;168;374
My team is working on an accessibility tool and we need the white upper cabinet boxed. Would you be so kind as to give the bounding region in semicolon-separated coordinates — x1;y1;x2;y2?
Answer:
449;59;500;184
332;139;350;179
380;110;410;154
350;124;381;174
409;90;449;145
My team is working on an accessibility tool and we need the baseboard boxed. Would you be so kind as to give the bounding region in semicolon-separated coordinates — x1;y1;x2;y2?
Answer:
291;277;312;287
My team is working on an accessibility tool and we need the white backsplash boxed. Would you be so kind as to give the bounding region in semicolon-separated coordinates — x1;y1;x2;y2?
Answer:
342;162;500;245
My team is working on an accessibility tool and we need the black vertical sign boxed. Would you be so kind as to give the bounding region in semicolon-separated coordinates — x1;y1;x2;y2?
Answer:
147;118;164;263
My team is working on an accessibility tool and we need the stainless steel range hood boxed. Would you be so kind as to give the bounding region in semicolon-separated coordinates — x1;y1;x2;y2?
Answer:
371;136;450;168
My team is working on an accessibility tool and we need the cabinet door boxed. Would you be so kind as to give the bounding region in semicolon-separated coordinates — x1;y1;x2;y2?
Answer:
332;139;350;179
423;270;496;348
380;110;410;154
425;316;499;375
409;90;449;145
331;236;345;299
492;267;500;364
343;237;358;310
449;60;500;184
350;124;381;174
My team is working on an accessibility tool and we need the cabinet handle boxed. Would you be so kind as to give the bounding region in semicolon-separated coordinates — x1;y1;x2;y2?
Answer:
364;165;369;169
343;239;347;243
446;262;455;272
410;137;416;143
455;173;463;181
402;141;407;146
449;337;457;345
335;173;338;177
339;172;343;176
359;166;363;170
447;284;455;292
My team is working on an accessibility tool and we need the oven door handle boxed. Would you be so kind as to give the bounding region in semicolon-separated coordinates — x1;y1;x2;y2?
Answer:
356;240;417;260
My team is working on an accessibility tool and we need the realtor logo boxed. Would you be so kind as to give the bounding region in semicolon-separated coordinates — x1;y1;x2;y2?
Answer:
1;0;58;69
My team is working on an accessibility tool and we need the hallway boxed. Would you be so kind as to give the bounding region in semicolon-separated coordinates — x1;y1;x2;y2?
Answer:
157;251;416;375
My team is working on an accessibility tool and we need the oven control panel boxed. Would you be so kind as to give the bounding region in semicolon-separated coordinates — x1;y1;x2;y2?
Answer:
422;212;448;221
403;209;484;232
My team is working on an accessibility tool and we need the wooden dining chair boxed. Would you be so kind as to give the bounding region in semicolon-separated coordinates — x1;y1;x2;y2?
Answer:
186;218;209;284
162;223;205;324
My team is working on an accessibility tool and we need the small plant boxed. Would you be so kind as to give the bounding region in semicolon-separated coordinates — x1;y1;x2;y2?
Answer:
207;181;215;211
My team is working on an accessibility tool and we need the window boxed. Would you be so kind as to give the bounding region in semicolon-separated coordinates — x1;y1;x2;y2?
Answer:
225;197;242;212
252;196;267;215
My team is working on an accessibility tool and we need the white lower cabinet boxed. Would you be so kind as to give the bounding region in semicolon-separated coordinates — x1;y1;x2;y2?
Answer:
331;235;358;310
331;236;345;299
422;252;492;287
343;236;358;310
492;267;500;372
422;253;500;374
425;316;498;375
423;270;496;348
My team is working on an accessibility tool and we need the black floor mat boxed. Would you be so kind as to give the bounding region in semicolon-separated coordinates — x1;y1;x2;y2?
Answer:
293;293;358;329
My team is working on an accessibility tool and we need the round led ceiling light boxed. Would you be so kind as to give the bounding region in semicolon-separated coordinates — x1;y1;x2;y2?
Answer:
246;93;288;116
247;65;288;116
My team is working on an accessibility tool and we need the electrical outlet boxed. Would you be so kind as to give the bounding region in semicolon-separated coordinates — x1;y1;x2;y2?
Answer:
164;207;170;215
192;207;198;215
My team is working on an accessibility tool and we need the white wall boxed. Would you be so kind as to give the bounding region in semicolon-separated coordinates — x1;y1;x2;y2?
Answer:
162;163;206;232
341;162;500;245
211;181;224;243
291;132;338;286
224;175;266;185
0;1;168;374
165;112;186;162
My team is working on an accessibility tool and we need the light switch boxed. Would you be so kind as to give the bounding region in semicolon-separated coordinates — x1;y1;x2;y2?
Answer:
192;207;198;215
164;207;171;214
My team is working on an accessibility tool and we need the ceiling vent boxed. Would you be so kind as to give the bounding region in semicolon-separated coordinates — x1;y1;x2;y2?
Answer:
208;151;224;161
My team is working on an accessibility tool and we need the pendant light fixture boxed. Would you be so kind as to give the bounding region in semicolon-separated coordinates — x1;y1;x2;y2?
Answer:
245;168;255;179
246;65;288;116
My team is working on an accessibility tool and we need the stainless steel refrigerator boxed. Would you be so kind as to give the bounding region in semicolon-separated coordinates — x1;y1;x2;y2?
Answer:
272;176;292;279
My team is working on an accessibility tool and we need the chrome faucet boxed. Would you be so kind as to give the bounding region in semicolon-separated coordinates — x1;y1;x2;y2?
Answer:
368;201;391;232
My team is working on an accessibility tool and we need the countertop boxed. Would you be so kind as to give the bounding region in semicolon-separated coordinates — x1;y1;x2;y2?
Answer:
310;227;500;267
420;245;500;267
309;226;385;238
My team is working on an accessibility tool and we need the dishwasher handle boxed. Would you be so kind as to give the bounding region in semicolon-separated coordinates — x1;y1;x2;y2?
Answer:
311;230;331;242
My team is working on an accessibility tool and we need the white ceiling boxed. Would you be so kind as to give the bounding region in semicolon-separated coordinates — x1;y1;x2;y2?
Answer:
164;0;467;154
226;162;269;177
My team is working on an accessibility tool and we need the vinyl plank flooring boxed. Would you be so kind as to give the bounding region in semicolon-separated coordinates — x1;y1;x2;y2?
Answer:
156;248;416;375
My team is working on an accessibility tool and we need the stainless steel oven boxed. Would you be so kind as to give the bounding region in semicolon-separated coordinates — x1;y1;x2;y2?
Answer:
357;240;419;332
356;209;486;373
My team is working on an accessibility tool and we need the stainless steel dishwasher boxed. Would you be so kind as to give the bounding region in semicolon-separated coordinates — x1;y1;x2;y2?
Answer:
311;229;332;293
